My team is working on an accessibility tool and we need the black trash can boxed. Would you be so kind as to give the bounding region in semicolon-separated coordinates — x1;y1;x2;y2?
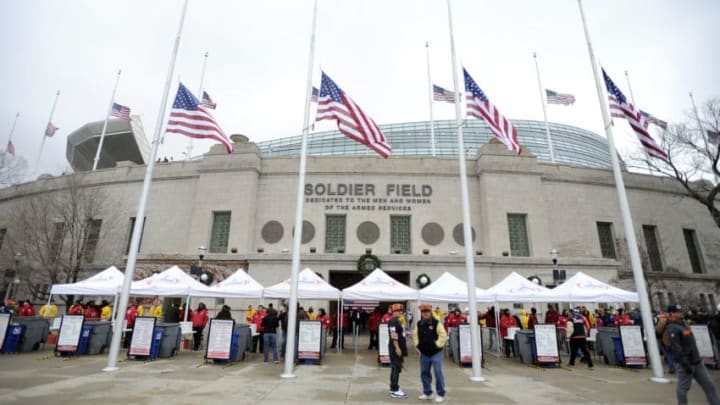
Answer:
85;321;112;355
156;322;181;358
16;317;49;352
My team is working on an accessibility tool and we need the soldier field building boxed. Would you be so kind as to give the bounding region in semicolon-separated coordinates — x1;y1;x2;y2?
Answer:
0;117;718;313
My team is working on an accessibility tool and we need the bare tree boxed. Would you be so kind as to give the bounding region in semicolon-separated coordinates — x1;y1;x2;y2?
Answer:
0;151;29;188
629;97;720;228
5;174;117;305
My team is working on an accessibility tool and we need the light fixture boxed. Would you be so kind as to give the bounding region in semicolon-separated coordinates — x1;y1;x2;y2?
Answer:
449;250;457;255
198;245;207;261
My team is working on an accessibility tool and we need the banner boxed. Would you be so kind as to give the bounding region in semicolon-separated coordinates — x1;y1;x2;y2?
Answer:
56;315;84;352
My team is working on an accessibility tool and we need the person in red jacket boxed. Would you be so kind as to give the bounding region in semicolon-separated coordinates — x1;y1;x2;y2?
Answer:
545;304;560;325
614;308;633;326
317;308;330;330
251;305;266;353
499;309;518;357
444;308;467;330
84;300;100;320
368;307;381;350
67;300;84;316
18;300;36;317
381;307;393;323
123;301;139;348
191;302;208;351
528;307;539;330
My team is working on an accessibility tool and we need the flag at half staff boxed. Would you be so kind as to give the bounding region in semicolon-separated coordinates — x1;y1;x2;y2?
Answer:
166;83;233;154
311;86;319;103
315;71;391;158
45;122;58;137
111;103;131;120
639;110;668;130
201;91;217;109
6;140;15;157
546;89;576;105
464;68;521;155
603;68;668;161
433;84;456;103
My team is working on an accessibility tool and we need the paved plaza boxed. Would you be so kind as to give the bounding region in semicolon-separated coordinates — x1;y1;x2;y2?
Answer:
1;342;719;405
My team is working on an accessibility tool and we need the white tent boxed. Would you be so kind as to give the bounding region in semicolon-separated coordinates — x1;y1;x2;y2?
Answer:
485;272;552;302
50;266;125;296
263;268;341;299
342;268;418;301
130;266;212;297
418;272;493;303
198;268;264;299
539;271;640;302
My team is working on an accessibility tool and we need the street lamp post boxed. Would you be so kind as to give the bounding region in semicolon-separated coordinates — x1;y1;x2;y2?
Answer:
550;249;565;285
198;245;207;269
4;253;23;301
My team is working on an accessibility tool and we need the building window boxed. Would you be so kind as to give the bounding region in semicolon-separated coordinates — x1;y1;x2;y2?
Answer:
683;228;705;274
642;225;663;271
325;215;346;253
125;217;146;255
596;222;616;259
0;228;6;252
668;292;676;306
209;212;232;253
507;214;530;257
50;222;65;259
709;294;717;313
83;219;102;263
390;216;411;254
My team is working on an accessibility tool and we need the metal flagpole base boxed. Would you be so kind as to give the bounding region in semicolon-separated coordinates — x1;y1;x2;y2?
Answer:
281;373;297;379
650;377;670;384
468;376;486;382
102;366;119;372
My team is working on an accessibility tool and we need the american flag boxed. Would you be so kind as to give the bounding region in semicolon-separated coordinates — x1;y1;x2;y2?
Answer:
603;69;668;161
111;103;131;120
545;89;576;105
311;86;319;103
464;68;521;155
708;130;720;146
6;140;14;156
315;71;391;158
433;84;456;103
45;122;58;137
201;91;217;109
639;110;668;130
166;83;233;154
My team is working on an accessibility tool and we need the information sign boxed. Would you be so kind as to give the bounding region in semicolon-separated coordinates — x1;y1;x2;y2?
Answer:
619;325;647;366
378;323;390;363
56;315;84;352
129;317;156;356
533;324;560;363
206;319;234;360
691;325;717;365
298;320;322;360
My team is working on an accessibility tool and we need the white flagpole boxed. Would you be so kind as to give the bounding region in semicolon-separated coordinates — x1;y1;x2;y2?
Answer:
6;112;20;147
577;0;667;383
624;70;636;105
103;0;190;372
35;90;60;177
690;92;719;182
282;0;318;379
93;69;122;171
533;52;556;163
426;42;437;157
185;51;208;160
446;0;484;382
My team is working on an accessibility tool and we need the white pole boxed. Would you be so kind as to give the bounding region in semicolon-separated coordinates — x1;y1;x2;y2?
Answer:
93;69;122;171
5;112;20;147
446;0;484;382
282;0;318;379
35;90;60;177
533;52;556;163
624;70;636;105
185;51;208;160
111;293;119;322
689;92;719;182
425;42;437;157
103;0;190;372
577;0;667;383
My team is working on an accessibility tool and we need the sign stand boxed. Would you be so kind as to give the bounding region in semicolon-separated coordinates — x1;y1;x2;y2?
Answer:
206;319;235;363
533;324;560;367
378;323;390;365
55;315;85;356
458;323;482;366
691;324;718;366
129;317;157;359
619;325;647;367
298;320;322;364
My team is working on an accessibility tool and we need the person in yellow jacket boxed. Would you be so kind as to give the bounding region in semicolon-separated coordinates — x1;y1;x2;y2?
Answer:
246;305;256;323
100;300;112;320
307;307;318;320
39;299;58;319
432;307;444;321
136;301;145;317
520;309;529;329
148;297;162;318
413;304;448;402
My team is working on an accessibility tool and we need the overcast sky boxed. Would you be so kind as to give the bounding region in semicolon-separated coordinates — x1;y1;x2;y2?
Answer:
1;0;718;177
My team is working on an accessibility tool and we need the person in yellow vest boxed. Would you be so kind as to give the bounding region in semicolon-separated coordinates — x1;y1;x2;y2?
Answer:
149;297;162;318
100;300;112;320
39;299;58;319
307;307;318;320
432;307;444;321
136;300;145;317
246;305;256;323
